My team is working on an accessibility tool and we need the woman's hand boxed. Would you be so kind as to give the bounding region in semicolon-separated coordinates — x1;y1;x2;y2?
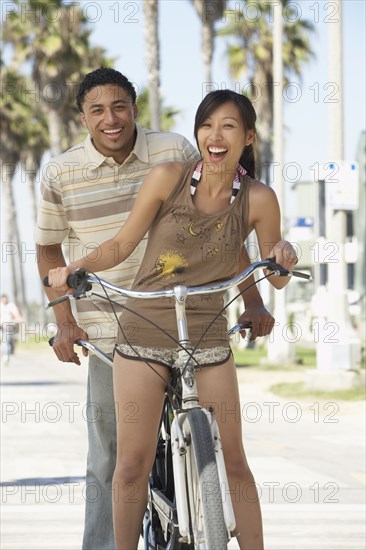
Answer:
48;266;74;292
265;240;298;289
237;304;275;341
268;240;298;270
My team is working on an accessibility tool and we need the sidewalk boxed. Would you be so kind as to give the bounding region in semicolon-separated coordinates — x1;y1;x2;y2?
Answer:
1;345;365;550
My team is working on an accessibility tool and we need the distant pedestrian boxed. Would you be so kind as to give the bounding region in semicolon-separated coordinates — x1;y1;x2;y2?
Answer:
0;294;22;364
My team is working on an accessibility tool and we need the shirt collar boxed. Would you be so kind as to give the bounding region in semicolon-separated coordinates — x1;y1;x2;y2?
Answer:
131;124;149;163
85;134;109;167
84;124;149;167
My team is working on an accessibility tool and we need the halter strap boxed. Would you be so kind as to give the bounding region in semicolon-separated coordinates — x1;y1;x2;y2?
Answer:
190;161;247;204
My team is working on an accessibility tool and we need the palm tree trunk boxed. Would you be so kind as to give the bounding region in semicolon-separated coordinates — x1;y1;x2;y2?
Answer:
23;153;39;226
46;108;63;156
201;22;214;83
252;68;273;185
143;0;161;130
24;155;48;322
192;0;226;84
1;158;28;319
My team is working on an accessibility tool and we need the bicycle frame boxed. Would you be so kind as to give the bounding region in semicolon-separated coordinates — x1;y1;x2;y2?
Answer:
46;259;310;548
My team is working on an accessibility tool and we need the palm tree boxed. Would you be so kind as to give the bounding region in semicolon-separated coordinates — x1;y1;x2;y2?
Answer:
0;66;40;317
136;88;179;132
2;1;113;317
143;0;161;130
2;0;109;155
20;113;49;226
219;0;314;183
191;0;227;82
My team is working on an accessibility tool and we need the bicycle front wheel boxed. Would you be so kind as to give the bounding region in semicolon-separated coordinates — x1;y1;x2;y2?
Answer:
183;408;228;549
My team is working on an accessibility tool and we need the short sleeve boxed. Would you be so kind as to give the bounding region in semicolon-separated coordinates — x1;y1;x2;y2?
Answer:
34;160;70;245
181;138;200;162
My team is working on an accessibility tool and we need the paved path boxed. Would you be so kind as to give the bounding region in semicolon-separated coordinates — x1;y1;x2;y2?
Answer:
1;345;365;549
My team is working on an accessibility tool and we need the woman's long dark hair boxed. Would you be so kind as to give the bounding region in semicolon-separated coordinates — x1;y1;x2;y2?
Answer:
194;90;257;179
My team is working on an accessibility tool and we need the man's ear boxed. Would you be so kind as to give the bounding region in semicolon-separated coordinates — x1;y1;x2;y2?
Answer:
80;112;87;129
133;104;138;119
245;129;255;146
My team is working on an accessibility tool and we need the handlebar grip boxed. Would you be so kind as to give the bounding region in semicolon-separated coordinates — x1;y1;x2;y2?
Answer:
43;268;90;289
264;257;289;275
67;271;86;289
266;257;311;280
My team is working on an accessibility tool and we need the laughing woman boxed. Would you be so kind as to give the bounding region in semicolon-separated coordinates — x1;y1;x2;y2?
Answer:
48;90;298;550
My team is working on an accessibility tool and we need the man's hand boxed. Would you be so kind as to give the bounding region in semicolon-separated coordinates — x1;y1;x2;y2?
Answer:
37;244;89;365
48;266;74;292
237;304;275;342
52;322;89;365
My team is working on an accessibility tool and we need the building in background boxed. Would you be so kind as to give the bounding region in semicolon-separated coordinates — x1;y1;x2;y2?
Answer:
287;131;365;344
353;131;366;340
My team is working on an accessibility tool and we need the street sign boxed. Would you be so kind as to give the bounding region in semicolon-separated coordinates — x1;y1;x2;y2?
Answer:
317;161;359;210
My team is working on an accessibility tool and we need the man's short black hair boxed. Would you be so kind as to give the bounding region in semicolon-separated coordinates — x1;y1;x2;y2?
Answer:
76;67;137;112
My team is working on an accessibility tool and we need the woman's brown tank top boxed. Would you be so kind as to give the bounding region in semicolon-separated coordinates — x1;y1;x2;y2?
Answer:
117;160;251;350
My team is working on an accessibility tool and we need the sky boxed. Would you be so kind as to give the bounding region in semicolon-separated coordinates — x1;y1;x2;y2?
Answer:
1;0;365;303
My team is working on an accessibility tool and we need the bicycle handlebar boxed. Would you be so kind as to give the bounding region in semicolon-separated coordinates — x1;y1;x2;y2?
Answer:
44;259;311;309
43;270;92;291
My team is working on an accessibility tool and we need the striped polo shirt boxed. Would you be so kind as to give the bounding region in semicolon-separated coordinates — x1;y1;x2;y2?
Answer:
35;124;199;352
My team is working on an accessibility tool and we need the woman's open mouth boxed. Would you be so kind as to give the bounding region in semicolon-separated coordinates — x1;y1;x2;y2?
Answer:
208;146;228;161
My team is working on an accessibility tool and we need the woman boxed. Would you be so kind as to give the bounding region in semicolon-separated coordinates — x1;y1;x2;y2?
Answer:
48;90;297;549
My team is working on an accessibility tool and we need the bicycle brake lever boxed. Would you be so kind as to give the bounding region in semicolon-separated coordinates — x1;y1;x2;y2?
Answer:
45;294;75;310
227;322;253;337
45;287;91;309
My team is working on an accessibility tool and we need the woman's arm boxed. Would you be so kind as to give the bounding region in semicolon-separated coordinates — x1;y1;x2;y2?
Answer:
248;182;298;290
48;162;184;290
236;245;275;339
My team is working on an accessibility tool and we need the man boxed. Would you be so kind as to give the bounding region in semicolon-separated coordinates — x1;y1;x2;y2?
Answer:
1;294;22;364
35;67;273;549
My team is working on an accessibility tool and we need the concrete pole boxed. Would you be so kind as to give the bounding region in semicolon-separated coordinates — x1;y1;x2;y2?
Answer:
267;0;293;364
327;0;346;317
314;0;360;374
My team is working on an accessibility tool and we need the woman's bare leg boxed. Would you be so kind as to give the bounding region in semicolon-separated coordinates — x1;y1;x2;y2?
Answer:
196;357;264;550
112;355;169;550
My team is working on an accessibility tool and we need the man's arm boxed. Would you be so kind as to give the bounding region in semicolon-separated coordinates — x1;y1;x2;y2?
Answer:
236;245;275;341
37;244;88;364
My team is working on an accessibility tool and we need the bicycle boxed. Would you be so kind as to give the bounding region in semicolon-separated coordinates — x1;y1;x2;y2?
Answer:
45;258;310;549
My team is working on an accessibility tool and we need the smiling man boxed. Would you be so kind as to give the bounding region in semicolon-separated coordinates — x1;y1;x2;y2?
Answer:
79;77;138;163
35;67;199;550
35;68;274;549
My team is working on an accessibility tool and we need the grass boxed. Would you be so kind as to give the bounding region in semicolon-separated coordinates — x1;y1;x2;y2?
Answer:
16;335;50;351
233;345;316;369
233;345;366;401
233;345;267;366
269;381;366;401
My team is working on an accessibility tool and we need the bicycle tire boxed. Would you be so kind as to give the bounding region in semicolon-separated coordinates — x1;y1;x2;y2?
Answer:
183;408;228;549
